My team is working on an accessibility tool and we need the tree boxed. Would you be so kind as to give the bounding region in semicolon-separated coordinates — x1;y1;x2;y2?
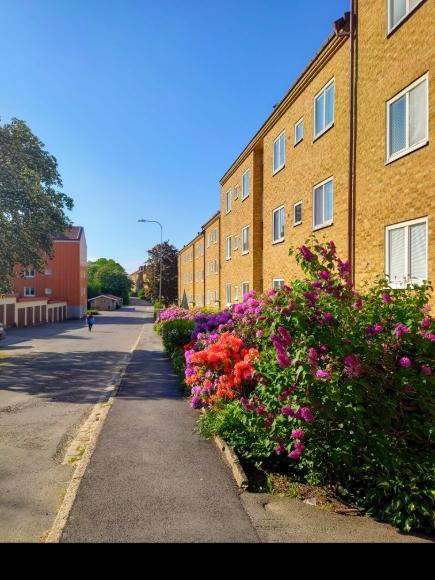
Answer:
0;118;73;295
87;258;133;304
145;241;178;306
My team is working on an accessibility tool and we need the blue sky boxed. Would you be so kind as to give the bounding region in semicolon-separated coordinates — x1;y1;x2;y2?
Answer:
0;0;350;274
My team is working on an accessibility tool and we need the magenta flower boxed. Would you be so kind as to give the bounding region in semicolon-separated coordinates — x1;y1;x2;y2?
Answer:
352;297;363;309
289;450;301;459
382;293;392;303
300;407;314;423
398;357;412;368
373;325;383;333
299;245;314;262
424;333;435;341
281;407;295;417
292;429;305;439
421;365;432;375
255;330;264;337
311;281;323;289
320;313;333;324
319;270;331;280
316;369;331;379
422;318;431;328
294;441;305;451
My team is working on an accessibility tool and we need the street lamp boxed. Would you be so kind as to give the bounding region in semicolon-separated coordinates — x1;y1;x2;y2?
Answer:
138;219;163;318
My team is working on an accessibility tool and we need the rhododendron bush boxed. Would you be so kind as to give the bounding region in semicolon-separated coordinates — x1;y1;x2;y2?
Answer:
194;239;435;533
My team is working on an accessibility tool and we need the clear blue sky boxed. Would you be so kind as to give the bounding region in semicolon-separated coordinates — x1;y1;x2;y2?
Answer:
1;0;350;274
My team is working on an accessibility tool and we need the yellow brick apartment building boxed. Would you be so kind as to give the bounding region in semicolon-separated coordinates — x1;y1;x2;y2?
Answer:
178;0;434;308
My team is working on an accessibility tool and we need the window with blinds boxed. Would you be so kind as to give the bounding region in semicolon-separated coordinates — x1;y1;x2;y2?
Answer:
386;219;427;287
314;80;334;138
387;75;428;162
388;0;423;33
242;226;249;254
273;132;285;174
313;178;333;229
273;206;285;242
226;189;231;213
226;283;231;306
294;201;302;226
226;236;231;260
242;169;250;200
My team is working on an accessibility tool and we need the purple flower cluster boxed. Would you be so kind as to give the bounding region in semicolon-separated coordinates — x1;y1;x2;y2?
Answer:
191;310;232;339
343;353;363;378
270;327;293;367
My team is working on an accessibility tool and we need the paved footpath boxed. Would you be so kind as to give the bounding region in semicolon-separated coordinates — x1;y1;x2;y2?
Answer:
59;310;259;542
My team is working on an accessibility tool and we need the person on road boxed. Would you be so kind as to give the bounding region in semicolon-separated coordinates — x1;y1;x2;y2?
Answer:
88;315;95;331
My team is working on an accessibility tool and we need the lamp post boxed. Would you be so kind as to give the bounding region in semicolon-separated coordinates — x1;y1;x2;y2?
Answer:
138;219;163;318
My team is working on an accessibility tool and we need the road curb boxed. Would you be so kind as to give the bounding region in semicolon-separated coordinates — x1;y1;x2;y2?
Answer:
45;322;146;543
213;435;249;489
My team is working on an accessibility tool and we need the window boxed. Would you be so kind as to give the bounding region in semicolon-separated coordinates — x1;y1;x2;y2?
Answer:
201;269;204;282
45;269;52;276
242;282;249;297
214;227;218;243
201;294;204;306
24;287;35;296
226;188;232;213
234;235;239;251
207;233;210;248
234;285;239;301
226;283;232;306
234;185;239;200
294;201;302;226
214;289;219;302
226;236;231;260
196;294;199;305
201;242;204;256
273;279;284;289
295;118;304;145
385;218;427;287
388;0;423;33
386;75;428;163
206;262;210;276
314;80;334;138
242;226;249;254
24;268;35;278
242;169;250;200
273;132;285;174
45;288;52;295
272;206;285;243
207;290;211;304
214;258;218;273
313;178;333;229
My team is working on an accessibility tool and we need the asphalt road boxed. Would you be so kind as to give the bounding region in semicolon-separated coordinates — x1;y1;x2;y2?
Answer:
59;310;259;543
0;299;148;542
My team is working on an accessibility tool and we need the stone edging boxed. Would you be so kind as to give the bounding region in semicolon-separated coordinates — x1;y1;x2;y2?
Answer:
213;435;249;489
45;324;146;543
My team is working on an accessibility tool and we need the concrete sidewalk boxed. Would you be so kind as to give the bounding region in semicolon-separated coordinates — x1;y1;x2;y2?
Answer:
59;312;259;543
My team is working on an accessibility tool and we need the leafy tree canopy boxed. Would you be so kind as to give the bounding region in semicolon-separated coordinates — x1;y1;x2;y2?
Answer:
87;258;133;304
145;241;178;307
0;118;74;294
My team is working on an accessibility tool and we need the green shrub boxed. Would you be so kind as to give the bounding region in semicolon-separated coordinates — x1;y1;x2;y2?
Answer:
162;320;195;358
87;309;100;315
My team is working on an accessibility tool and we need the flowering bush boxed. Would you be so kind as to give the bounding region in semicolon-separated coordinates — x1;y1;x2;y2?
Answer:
185;332;259;409
155;306;216;335
198;238;435;533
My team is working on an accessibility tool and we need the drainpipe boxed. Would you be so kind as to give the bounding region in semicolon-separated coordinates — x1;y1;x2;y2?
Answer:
333;0;356;284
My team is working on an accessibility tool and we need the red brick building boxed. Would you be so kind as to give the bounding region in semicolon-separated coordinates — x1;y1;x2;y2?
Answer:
11;226;88;320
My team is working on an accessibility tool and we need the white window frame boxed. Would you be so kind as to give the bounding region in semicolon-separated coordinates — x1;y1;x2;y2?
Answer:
45;288;52;295
242;169;250;200
387;0;424;34
234;285;239;301
313;177;333;231
294;117;304;145
225;283;232;306
45;269;52;276
214;258;218;274
207;289;211;304
234;185;239;200
242;226;249;255
226;188;232;214
234;235;239;251
214;227;218;244
272;205;285;243
201;269;204;282
242;282;249;297
201;242;204;256
206;233;210;248
24;268;35;278
294;201;302;226
272;131;285;175
24;287;35;296
226;236;231;260
385;216;428;288
214;289;219;303
386;74;428;164
273;278;284;289
313;79;335;139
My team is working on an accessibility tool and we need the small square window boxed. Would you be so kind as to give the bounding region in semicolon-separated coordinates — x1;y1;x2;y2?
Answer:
294;201;302;226
273;132;285;174
45;269;52;276
234;185;239;200
294;118;304;145
24;268;35;278
272;206;285;243
234;235;239;251
242;169;250;200
272;278;284;289
45;288;52;295
24;287;35;296
314;80;334;139
242;227;249;254
313;178;333;230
